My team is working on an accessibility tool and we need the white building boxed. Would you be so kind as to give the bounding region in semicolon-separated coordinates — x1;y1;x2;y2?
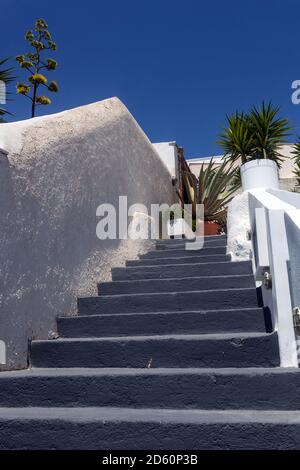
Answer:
186;144;297;190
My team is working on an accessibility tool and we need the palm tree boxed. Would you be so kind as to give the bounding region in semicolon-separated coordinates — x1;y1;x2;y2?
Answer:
217;101;292;167
216;112;253;165
0;58;15;122
250;101;291;164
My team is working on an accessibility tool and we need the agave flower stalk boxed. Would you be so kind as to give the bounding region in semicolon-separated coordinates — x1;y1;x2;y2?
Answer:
16;18;58;118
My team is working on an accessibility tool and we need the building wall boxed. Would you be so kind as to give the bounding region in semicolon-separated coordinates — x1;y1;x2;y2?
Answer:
278;144;296;180
0;97;177;370
152;141;178;179
187;145;297;189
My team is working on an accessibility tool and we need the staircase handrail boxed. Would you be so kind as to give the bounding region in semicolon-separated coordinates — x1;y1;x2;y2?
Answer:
248;188;300;367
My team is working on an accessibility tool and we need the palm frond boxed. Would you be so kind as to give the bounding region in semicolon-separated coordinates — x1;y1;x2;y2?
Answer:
216;112;253;164
249;101;292;166
216;101;292;167
0;58;16;84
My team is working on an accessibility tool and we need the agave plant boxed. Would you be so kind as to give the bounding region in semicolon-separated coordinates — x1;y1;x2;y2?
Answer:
291;138;300;190
197;158;238;221
229;166;242;193
181;157;237;222
181;168;198;215
217;101;292;167
0;58;15;122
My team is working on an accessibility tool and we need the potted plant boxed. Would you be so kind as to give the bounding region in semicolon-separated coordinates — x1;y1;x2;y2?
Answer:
217;101;292;191
291;138;300;192
182;158;237;235
197;158;238;234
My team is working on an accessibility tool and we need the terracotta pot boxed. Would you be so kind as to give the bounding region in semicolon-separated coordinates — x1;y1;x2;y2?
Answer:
204;220;220;235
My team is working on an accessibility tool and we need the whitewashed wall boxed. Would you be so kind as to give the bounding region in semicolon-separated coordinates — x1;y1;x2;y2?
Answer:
0;98;177;370
152;141;178;179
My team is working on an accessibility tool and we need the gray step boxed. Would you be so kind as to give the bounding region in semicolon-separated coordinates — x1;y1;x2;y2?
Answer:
127;254;231;266
0;406;297;450
58;308;267;337
98;274;254;295
30;332;279;368
78;287;258;315
156;234;226;246
156;240;227;251
0;367;298;409
1;407;298;449
112;260;253;281
142;246;227;259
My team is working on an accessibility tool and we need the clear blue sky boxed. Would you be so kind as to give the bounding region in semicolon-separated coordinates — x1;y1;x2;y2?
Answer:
2;0;300;157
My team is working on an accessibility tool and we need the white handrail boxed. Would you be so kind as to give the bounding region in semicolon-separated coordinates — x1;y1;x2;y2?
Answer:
248;189;299;367
284;210;300;320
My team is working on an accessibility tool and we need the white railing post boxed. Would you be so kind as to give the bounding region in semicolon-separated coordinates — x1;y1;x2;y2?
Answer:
253;207;269;280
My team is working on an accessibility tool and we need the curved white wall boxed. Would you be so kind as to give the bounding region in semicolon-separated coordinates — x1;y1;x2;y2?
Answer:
0;97;177;370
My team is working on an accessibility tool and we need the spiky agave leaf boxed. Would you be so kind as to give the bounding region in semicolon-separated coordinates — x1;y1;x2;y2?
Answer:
291;137;300;188
196;158;237;221
181;170;197;216
229;167;242;193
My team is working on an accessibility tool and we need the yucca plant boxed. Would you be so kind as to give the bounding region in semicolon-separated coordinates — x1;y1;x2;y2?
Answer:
216;112;253;165
217;101;292;167
250;102;292;164
0;58;15;122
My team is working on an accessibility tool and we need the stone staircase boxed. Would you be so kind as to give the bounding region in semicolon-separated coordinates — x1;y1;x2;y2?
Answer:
1;234;300;449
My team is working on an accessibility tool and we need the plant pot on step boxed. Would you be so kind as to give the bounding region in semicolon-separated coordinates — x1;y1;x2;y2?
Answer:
204;220;220;235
